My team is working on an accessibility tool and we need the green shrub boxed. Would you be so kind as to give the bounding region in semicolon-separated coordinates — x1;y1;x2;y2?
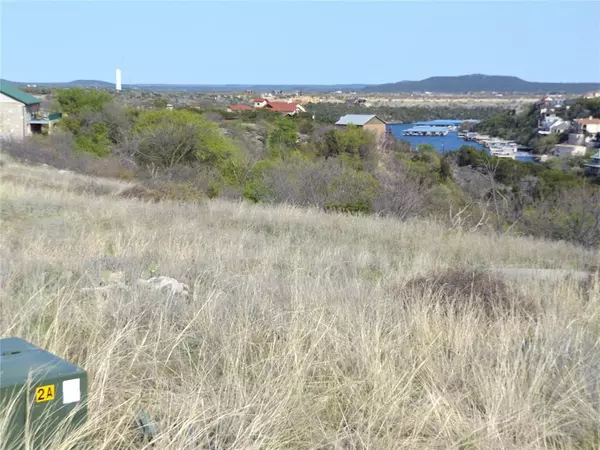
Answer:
56;88;113;115
134;109;242;172
120;181;205;203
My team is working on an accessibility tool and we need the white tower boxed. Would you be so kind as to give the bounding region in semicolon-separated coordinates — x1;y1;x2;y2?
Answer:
115;68;122;91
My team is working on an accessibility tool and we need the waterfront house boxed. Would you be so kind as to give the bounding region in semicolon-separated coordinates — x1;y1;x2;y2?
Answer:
335;114;387;138
538;116;569;134
575;117;600;135
549;119;571;134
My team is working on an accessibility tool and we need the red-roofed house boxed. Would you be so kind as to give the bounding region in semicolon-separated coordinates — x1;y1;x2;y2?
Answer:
253;98;269;108
227;104;252;112
575;117;600;135
264;101;306;116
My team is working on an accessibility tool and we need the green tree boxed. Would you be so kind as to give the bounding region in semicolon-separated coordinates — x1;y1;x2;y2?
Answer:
134;109;241;171
151;98;168;109
56;88;113;115
532;133;560;154
267;117;299;158
319;126;375;159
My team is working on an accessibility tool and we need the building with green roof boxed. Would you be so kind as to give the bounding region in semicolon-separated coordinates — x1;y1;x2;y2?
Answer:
0;81;54;139
0;83;42;106
585;151;600;175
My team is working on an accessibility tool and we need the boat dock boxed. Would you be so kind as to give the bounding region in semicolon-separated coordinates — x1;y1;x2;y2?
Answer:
462;132;521;159
403;126;449;136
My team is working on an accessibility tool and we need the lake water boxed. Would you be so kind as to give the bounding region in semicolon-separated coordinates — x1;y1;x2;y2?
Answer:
389;123;536;163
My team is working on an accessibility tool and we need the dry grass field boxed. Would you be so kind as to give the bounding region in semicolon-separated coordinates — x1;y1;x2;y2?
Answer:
1;160;599;449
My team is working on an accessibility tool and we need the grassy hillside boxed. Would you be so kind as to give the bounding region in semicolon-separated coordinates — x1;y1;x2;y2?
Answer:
1;161;599;449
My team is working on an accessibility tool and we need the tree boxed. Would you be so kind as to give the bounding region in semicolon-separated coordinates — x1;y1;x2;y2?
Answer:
133;110;240;170
56;88;113;115
267;117;299;158
522;186;600;247
531;133;560;154
151;98;168;109
318;126;376;161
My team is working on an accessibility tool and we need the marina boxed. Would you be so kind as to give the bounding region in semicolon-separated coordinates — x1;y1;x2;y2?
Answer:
463;133;533;160
390;120;537;162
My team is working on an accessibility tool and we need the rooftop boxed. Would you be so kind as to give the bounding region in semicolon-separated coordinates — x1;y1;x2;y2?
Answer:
403;126;449;133
228;104;252;111
575;118;600;125
335;114;383;126
414;120;467;126
266;102;300;113
0;82;42;106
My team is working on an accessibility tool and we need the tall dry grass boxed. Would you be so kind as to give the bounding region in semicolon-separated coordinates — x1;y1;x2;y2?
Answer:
1;161;599;449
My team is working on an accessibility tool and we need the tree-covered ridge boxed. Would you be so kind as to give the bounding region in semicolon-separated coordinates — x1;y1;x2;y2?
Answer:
364;74;600;94
305;102;507;124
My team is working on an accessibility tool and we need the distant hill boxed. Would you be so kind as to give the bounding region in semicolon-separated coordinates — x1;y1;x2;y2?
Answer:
1;79;115;89
363;74;600;94
2;79;367;93
4;74;599;94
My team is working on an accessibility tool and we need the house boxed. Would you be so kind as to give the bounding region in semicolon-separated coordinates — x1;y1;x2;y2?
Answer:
253;98;269;108
538;116;562;134
549;119;570;134
585;151;600;175
335;114;387;137
553;144;587;158
227;104;252;112
0;83;43;139
346;97;368;105
264;101;306;116
229;99;305;116
575;117;600;135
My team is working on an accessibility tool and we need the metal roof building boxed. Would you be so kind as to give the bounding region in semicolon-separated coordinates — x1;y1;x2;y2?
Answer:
0;83;41;106
335;114;386;126
414;120;462;127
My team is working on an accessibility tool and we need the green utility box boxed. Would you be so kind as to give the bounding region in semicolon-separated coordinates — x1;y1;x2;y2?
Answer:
0;337;88;450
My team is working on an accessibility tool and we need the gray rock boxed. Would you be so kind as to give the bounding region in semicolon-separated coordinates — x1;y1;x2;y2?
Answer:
137;276;190;297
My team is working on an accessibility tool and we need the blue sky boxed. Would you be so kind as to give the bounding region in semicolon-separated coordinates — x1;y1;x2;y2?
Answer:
2;1;599;84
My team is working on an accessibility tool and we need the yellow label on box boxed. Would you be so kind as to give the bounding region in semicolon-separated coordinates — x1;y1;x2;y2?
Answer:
35;384;55;403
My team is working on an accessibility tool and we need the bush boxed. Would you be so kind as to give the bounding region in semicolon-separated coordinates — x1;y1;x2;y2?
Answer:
267;117;299;156
317;126;376;163
120;181;205;203
56;88;113;115
0;134;135;179
255;156;377;213
57;100;133;156
401;269;534;317
371;156;427;220
134;110;241;171
522;186;600;247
